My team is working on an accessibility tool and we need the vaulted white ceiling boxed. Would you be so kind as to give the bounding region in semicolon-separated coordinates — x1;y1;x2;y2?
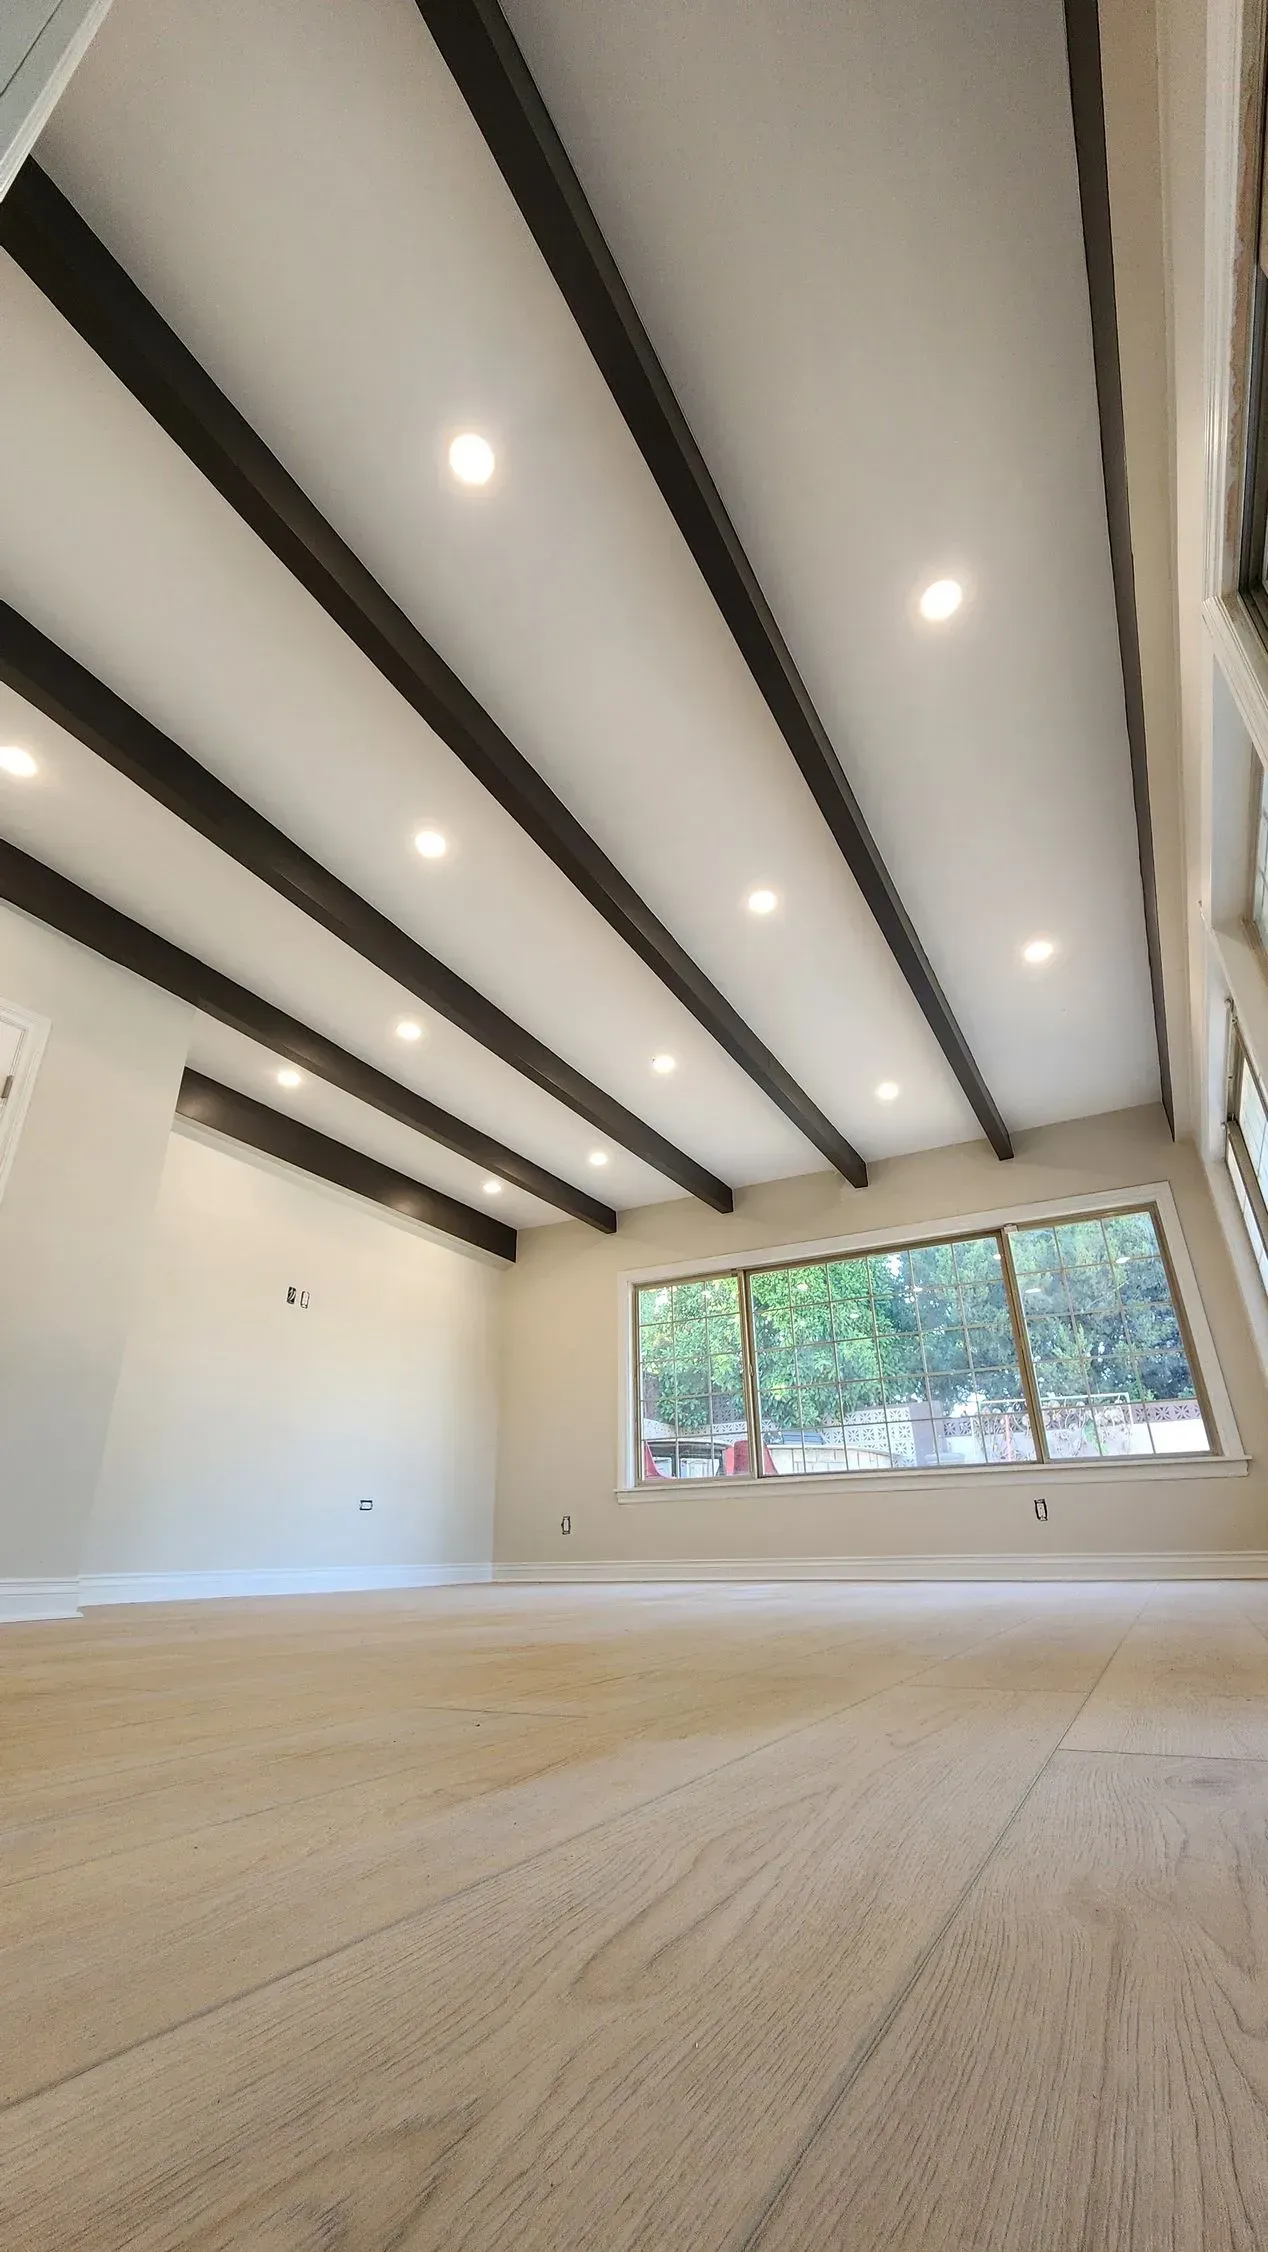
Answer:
0;0;1160;1243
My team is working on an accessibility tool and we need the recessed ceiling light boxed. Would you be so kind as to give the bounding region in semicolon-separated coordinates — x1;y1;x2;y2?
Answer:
483;1177;504;1196
588;1150;610;1168
0;746;37;778
395;1019;422;1042
277;1068;302;1089
1022;937;1056;965
651;1054;676;1075
414;829;447;859
747;887;778;915
918;578;963;622
875;1081;900;1102
448;432;495;486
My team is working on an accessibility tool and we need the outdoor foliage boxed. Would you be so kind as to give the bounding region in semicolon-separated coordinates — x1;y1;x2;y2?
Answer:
636;1208;1202;1473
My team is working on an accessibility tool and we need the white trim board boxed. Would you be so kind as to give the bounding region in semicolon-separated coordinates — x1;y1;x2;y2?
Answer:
617;1453;1249;1503
77;1564;493;1607
494;1554;1268;1584
0;1577;81;1622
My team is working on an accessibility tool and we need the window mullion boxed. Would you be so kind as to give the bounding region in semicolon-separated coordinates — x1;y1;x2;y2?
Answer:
999;1227;1050;1463
1230;1112;1268;1261
739;1267;764;1477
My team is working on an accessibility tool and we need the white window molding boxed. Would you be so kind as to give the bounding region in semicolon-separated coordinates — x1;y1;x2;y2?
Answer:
615;1180;1243;1491
0;997;50;1207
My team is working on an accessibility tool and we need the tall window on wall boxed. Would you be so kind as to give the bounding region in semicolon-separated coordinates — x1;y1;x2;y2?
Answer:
1239;92;1268;638
1226;1027;1268;1298
1251;759;1268;952
636;1274;752;1478
747;1234;1033;1474
632;1202;1213;1484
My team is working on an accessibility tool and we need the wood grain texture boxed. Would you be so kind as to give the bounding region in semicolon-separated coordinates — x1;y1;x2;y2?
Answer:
750;1749;1268;2252
0;1683;1077;2250
3;1582;1264;2249
1064;1588;1268;1756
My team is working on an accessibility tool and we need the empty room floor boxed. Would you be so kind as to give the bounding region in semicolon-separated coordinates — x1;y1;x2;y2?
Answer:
3;1581;1268;2249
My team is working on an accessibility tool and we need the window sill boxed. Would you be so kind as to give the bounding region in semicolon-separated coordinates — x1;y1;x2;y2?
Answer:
616;1454;1250;1502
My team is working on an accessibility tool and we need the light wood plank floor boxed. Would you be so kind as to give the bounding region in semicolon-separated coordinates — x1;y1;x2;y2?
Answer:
2;1580;1267;2248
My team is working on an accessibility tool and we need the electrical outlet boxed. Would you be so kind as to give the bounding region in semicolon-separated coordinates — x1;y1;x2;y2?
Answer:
1034;1497;1048;1522
560;1514;571;1535
359;1497;373;1512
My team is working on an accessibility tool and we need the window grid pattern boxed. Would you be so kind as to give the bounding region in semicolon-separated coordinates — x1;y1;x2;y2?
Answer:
1228;1146;1268;1297
748;1237;1034;1476
635;1275;749;1479
1006;1215;1206;1458
1253;769;1268;953
633;1205;1212;1482
1228;1034;1268;1300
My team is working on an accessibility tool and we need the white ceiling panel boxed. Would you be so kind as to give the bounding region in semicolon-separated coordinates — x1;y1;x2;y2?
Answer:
31;0;995;1155
0;684;710;1215
0;267;847;1192
0;0;1165;1231
500;0;1162;1124
184;1018;563;1236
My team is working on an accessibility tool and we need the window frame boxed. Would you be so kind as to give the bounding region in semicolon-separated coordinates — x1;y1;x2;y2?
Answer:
1236;55;1268;648
1226;1022;1268;1279
620;1182;1239;1494
0;997;50;1210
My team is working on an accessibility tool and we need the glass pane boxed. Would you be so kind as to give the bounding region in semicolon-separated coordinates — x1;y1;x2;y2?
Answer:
1010;1226;1057;1273
1011;1209;1210;1459
1228;1136;1268;1302
635;1276;753;1479
750;1236;1034;1475
757;1261;847;1473
1252;768;1268;953
1055;1219;1109;1265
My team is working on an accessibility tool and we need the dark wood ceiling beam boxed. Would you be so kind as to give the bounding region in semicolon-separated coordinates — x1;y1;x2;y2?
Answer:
0;836;610;1238
0;600;721;1214
411;0;1014;1163
1062;0;1174;1130
176;1067;514;1259
0;162;866;1189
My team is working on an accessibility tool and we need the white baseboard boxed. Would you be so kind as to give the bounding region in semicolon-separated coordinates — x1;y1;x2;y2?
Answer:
0;1577;83;1622
493;1552;1268;1583
77;1563;493;1607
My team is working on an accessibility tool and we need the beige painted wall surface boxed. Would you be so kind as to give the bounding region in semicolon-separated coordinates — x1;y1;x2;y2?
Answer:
86;1127;501;1578
0;906;191;1581
495;1106;1268;1568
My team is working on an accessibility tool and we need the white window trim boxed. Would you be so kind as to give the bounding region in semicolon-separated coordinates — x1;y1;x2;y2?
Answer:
614;1179;1244;1496
0;997;50;1209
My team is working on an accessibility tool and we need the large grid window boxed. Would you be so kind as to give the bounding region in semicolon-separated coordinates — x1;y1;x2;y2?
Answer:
633;1203;1212;1482
1010;1213;1208;1458
748;1235;1034;1474
636;1274;751;1479
1227;1028;1268;1300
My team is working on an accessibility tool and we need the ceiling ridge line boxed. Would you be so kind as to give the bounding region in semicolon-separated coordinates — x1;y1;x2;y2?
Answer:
0;599;721;1215
411;0;1013;1163
0;832;615;1235
0;160;867;1189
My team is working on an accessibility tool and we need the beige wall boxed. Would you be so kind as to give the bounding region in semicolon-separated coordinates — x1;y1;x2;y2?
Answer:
86;1127;500;1586
495;1105;1268;1572
0;906;191;1595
